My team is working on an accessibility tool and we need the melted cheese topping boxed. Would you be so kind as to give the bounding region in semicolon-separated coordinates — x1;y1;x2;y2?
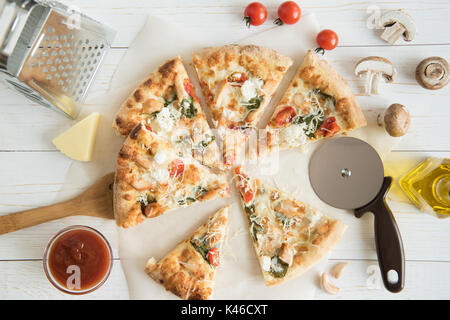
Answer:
241;77;263;101
153;150;167;164
132;133;228;214
239;176;328;279
262;256;271;271
213;67;266;124
155;107;174;132
151;166;170;183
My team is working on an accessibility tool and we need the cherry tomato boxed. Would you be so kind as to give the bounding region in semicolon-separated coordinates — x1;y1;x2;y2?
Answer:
244;2;267;27
169;159;184;178
316;117;341;138
274;106;297;127
316;29;339;52
183;78;194;96
227;72;247;86
183;78;198;102
275;1;301;25
207;247;220;266
241;188;254;203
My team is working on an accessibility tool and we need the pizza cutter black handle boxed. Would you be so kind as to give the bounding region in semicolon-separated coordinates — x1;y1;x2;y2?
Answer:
355;177;405;293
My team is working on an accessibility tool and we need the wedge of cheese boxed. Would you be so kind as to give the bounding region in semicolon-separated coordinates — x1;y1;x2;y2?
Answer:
52;112;100;161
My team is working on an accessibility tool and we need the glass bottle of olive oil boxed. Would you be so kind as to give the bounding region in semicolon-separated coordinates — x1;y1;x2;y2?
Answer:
400;158;450;218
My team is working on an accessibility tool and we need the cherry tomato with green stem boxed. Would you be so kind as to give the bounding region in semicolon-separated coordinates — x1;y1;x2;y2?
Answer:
274;1;301;25
315;29;339;55
244;2;267;27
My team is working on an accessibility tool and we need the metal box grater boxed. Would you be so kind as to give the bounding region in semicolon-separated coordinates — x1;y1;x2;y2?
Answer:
0;0;115;118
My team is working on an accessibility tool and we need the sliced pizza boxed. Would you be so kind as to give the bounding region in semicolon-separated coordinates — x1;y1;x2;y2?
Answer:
265;50;366;151
113;56;223;169
113;123;230;228
234;166;347;286
192;44;292;166
145;206;229;300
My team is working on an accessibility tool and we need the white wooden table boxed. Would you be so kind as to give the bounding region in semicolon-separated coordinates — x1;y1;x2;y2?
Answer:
0;0;449;300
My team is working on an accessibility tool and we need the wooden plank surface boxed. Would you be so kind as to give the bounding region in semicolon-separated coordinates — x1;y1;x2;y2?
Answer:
0;0;449;300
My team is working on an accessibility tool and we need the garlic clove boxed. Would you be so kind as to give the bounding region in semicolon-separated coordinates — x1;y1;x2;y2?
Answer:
320;272;340;295
331;262;348;279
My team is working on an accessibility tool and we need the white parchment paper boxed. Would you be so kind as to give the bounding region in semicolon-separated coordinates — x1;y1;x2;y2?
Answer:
56;14;401;300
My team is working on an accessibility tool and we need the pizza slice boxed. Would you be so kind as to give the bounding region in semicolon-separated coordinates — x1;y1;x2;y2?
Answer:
145;206;229;300
192;45;292;166
265;50;366;151
113;123;230;228
234;166;347;286
113;56;223;169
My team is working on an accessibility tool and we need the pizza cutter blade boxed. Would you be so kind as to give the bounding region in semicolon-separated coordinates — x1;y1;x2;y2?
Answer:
309;137;405;293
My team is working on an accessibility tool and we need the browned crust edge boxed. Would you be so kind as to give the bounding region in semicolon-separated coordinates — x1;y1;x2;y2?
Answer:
265;219;347;286
297;50;366;130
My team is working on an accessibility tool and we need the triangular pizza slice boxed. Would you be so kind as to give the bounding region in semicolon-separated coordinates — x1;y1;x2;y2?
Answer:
113;56;223;169
234;166;346;286
145;206;229;300
192;45;292;166
113;123;230;228
265;50;366;151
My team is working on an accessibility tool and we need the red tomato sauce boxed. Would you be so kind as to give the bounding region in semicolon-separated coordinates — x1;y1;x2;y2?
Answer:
48;229;111;291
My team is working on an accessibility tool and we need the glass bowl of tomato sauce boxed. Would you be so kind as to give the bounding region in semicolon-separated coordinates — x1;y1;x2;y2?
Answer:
43;225;113;295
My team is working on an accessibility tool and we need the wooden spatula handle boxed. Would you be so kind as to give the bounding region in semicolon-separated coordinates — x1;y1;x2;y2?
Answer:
0;199;79;235
0;173;115;236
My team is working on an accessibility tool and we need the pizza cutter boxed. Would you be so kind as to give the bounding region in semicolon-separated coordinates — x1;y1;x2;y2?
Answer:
308;137;405;293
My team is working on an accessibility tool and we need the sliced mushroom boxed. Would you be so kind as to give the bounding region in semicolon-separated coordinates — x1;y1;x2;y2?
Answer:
355;57;396;95
380;10;416;45
378;103;410;137
415;57;449;90
320;272;339;295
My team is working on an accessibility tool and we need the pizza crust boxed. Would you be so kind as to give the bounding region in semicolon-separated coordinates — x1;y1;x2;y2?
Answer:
113;123;230;228
145;207;229;300
145;241;215;300
113;172;146;228
113;56;223;169
296;50;366;130
113;57;185;136
193;44;292;83
234;167;347;287
265;220;347;286
192;45;293;166
193;44;292;126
